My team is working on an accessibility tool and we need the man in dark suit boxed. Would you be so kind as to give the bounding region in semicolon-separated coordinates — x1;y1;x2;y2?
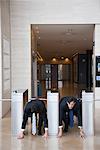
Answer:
17;98;48;139
58;96;84;138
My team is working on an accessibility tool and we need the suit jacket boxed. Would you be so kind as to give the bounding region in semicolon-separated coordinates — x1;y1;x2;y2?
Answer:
24;99;48;128
59;96;82;127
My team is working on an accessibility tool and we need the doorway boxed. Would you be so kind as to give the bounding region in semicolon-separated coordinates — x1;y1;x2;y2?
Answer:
31;24;94;98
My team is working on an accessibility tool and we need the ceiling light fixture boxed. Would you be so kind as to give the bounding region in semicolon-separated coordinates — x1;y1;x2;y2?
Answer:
61;56;64;60
32;50;43;61
72;52;78;58
65;58;69;62
36;51;43;60
40;58;43;61
52;58;57;61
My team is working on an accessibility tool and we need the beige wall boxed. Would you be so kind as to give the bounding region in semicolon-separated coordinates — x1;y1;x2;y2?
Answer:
10;4;31;97
10;0;100;98
0;0;11;118
10;0;100;24
0;0;2;118
1;0;11;99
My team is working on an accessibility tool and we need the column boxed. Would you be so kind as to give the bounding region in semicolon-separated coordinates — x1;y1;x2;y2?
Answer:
93;24;100;134
32;57;37;97
0;1;2;118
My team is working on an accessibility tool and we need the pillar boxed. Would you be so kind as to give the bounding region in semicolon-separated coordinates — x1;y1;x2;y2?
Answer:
32;58;37;97
93;24;100;134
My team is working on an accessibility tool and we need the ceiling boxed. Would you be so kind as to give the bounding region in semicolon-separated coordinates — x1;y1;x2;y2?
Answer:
32;24;94;62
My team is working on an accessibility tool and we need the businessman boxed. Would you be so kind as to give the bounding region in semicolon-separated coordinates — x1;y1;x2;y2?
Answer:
58;96;84;138
17;98;48;139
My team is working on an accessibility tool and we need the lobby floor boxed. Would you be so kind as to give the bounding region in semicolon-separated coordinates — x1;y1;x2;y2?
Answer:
0;114;100;150
0;81;100;150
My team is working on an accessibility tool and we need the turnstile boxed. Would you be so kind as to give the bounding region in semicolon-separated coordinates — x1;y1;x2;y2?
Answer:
82;90;94;136
11;89;28;136
47;90;59;136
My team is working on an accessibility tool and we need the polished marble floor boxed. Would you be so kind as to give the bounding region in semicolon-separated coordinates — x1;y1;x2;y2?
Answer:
41;81;79;98
0;81;100;150
0;114;100;150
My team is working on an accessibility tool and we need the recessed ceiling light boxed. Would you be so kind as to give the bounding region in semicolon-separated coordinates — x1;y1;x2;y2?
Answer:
65;58;69;62
61;56;64;60
40;58;43;61
52;58;57;61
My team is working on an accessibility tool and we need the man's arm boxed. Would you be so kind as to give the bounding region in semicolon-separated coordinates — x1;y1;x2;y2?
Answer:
77;103;85;138
58;105;64;137
41;110;48;138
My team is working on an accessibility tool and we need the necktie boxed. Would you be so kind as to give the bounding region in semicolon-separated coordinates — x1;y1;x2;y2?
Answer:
69;110;74;128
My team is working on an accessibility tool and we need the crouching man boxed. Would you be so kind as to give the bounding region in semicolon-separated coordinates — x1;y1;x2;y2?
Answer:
17;98;48;139
58;96;84;138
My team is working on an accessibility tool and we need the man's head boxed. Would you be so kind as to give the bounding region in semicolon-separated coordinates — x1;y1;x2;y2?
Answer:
67;97;76;109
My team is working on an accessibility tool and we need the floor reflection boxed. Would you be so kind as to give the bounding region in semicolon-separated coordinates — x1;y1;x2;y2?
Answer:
0;81;100;150
83;137;94;150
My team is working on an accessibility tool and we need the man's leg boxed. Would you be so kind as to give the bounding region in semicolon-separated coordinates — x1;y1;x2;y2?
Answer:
38;114;43;135
17;112;29;139
63;112;69;132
